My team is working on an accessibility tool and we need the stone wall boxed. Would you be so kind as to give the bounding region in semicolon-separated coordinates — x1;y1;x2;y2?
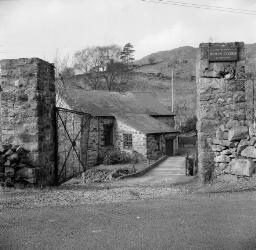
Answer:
0;58;56;185
87;117;115;168
211;125;256;178
197;42;249;181
115;119;147;157
84;117;168;165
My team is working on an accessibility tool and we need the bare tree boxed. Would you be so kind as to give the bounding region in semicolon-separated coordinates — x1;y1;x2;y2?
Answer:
74;44;135;91
74;47;100;89
53;51;75;105
53;51;74;78
74;45;123;90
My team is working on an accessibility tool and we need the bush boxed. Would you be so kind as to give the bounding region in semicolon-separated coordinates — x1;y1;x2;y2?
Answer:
148;57;156;65
121;151;134;164
97;151;105;165
103;149;141;165
103;149;122;165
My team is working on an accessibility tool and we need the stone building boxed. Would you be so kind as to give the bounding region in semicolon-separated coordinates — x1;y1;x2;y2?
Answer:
57;89;179;168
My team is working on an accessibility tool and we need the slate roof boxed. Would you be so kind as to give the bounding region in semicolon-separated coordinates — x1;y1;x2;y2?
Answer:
61;88;174;117
115;113;177;134
58;83;178;134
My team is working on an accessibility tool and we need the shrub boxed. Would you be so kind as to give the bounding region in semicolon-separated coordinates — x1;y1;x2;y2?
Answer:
103;149;122;165
97;151;105;165
121;151;134;163
102;149;142;165
148;57;156;65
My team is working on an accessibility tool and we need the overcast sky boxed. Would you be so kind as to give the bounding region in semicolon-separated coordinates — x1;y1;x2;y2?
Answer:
1;0;256;63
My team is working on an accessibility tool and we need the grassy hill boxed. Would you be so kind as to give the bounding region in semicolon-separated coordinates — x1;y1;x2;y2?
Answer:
135;46;197;80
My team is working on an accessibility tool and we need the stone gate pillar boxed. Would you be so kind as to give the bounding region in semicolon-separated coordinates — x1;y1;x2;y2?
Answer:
197;42;248;182
0;58;56;185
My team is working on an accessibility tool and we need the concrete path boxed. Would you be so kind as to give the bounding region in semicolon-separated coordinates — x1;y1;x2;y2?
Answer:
122;156;194;185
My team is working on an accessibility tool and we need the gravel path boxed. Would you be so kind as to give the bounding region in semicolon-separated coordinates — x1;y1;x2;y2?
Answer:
0;156;196;210
2;170;256;211
0;182;193;210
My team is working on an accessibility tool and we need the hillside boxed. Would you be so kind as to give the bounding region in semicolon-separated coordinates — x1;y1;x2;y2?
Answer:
132;46;198;125
135;44;256;79
135;46;197;81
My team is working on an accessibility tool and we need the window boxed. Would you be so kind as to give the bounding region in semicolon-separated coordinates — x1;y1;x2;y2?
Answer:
103;124;113;146
123;133;132;149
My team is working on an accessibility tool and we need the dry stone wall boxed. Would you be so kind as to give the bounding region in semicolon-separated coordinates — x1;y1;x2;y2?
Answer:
0;58;56;186
211;125;256;177
197;42;251;181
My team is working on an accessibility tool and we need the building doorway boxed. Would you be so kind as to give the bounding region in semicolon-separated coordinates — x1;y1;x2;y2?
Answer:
166;139;174;156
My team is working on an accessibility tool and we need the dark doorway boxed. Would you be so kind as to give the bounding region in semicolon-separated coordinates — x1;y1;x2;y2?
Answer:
166;139;174;156
103;124;114;146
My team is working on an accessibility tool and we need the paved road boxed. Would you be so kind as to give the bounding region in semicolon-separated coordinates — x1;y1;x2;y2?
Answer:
123;156;194;185
2;192;256;250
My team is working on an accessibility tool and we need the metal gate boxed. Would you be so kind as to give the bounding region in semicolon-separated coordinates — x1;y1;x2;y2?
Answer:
55;107;91;185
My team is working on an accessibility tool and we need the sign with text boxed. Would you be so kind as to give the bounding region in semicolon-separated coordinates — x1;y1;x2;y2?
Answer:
209;46;238;62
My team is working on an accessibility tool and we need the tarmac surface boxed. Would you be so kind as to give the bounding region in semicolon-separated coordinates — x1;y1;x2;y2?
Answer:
1;191;256;250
